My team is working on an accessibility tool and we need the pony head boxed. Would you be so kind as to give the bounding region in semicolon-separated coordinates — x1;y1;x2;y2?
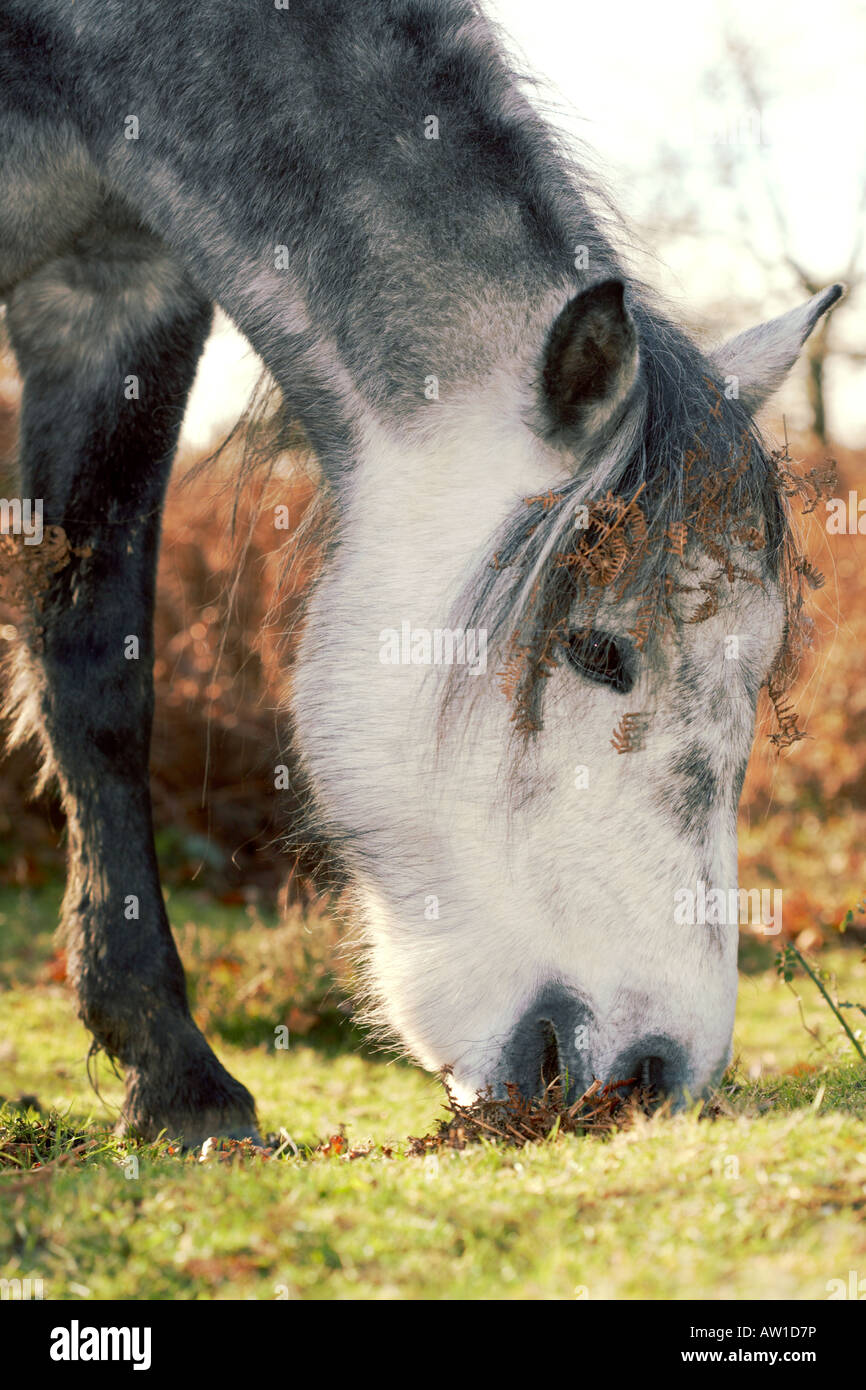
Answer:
291;278;842;1107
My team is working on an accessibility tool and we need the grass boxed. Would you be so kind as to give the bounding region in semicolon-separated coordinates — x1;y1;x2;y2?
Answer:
1;885;865;1300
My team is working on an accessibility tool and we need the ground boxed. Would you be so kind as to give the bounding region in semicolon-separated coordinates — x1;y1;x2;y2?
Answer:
1;885;864;1300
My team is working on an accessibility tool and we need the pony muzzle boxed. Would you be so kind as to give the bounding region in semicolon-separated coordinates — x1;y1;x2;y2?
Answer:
498;987;691;1106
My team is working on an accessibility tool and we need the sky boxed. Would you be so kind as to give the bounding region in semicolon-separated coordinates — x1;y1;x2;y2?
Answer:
183;0;865;448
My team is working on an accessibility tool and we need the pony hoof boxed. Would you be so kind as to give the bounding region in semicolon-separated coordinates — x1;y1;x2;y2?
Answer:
116;1035;260;1149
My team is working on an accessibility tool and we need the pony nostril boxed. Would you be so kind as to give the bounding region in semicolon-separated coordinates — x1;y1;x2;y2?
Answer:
610;1036;688;1103
500;985;593;1102
637;1056;665;1093
538;1020;561;1092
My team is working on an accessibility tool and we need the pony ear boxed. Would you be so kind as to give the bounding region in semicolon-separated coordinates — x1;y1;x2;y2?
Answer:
542;279;639;432
711;284;845;413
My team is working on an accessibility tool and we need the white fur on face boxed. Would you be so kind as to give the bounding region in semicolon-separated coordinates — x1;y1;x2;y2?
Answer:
291;395;786;1103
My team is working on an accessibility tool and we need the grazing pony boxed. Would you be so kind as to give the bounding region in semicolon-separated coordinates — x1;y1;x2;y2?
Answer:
0;0;841;1141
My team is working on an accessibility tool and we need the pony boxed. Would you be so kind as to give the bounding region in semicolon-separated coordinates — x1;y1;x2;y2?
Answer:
0;0;842;1142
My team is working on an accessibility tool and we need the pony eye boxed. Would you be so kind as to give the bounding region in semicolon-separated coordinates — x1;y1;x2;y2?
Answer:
563;630;634;694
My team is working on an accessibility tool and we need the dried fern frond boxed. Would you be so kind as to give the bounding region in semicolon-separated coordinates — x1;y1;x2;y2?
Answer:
611;712;650;754
524;488;564;512
688;581;720;624
767;685;806;749
795;556;825;590
627;591;659;651
771;447;837;515
498;641;532;702
732;524;765;552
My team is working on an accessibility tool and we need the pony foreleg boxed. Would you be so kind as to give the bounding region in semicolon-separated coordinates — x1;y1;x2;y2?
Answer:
3;214;259;1145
